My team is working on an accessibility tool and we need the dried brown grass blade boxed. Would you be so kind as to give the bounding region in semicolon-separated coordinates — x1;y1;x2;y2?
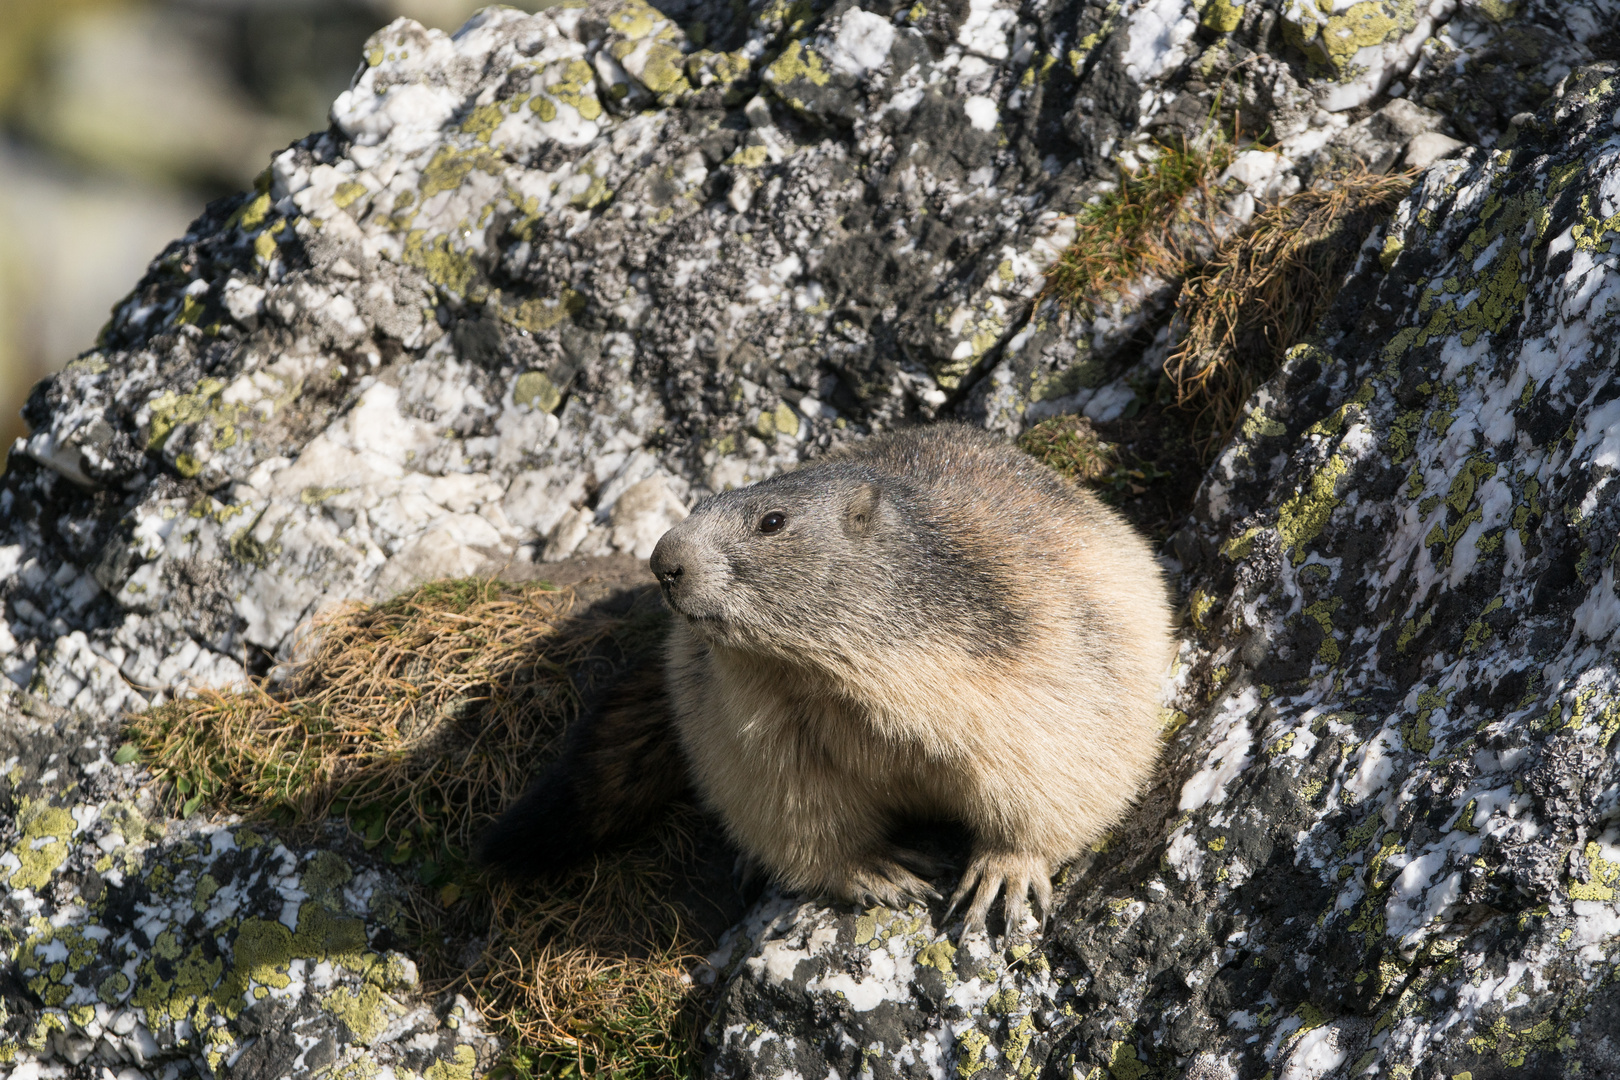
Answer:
1165;169;1415;454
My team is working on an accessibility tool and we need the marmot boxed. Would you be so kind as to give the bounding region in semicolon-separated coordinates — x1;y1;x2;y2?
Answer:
480;422;1174;932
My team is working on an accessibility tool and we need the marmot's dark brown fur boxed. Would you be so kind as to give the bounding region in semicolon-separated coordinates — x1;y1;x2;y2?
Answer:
480;423;1173;932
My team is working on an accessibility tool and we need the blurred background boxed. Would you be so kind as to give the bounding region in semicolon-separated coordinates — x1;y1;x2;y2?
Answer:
0;0;543;463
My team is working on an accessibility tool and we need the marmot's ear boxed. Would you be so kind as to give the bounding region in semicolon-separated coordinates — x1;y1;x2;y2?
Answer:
844;482;881;538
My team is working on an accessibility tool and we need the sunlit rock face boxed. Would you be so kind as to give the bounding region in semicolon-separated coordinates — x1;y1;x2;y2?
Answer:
2;0;1618;1076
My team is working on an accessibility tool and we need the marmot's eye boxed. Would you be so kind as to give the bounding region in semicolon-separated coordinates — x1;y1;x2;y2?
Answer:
759;512;787;534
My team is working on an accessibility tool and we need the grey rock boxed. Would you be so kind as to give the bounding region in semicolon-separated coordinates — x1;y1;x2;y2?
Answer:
1334;98;1447;173
1401;129;1467;170
4;0;1620;1077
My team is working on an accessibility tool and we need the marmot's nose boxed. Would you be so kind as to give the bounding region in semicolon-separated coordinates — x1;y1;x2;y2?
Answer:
649;534;685;590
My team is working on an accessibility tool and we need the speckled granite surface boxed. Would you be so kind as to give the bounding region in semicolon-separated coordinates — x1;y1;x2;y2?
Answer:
4;0;1619;1077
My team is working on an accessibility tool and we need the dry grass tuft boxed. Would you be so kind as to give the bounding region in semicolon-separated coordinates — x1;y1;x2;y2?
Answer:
1045;137;1237;312
129;577;711;1079
1165;168;1414;450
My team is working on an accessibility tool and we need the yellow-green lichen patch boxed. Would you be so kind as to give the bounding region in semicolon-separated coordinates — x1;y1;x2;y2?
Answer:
144;379;241;452
1199;0;1243;32
1401;687;1450;756
333;181;370;210
1220;526;1263;561
754;401;800;439
1395;605;1433;652
3;797;76;891
621;39;689;95
1466;1014;1573;1068
1571;192;1620;253
765;40;831;89
131;930;227;1026
417;145;506;200
1460;597;1505;653
425;1043;478;1080
1276;454;1352;565
1105;1039;1149;1080
493;288;586;333
1188;587;1217;630
1418;454;1497;567
459;103;507;143
325;982;405;1044
513;370;563;413
1402;185;1552;352
1281;0;1415;81
955;1028;992;1077
303;850;354;909
1241;407;1287;441
1569;841;1620;901
209;903;370;1020
228;171;274;230
728;144;770;169
536;58;604;122
568;170;615;210
18;920;101;1006
757;0;816;38
403;231;481;297
916;938;957;975
1303;597;1344;665
1002;1014;1037;1078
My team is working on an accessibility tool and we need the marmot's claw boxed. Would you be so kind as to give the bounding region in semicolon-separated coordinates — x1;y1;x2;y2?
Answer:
944;862;981;921
949;851;1052;940
1033;873;1054;930
845;855;939;910
1005;889;1030;934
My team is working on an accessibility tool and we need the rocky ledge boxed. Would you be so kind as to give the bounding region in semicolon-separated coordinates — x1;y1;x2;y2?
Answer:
3;0;1619;1078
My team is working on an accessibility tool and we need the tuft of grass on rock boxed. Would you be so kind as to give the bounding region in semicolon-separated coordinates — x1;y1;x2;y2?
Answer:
1165;168;1414;452
1041;146;1414;541
1045;137;1237;312
129;577;710;1079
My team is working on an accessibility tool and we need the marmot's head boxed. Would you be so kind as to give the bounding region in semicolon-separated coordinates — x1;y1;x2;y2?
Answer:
649;458;1021;660
650;463;886;656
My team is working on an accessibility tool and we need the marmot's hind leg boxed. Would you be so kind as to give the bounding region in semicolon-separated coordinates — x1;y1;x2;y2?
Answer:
946;850;1054;936
477;664;685;874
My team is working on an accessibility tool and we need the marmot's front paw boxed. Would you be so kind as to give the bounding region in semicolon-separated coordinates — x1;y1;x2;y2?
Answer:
839;848;946;908
946;850;1053;936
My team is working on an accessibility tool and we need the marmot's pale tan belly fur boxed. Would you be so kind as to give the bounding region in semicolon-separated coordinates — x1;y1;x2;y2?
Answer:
655;423;1172;930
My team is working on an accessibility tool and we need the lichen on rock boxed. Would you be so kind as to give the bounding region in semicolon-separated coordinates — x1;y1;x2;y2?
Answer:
0;687;495;1080
5;0;1620;1076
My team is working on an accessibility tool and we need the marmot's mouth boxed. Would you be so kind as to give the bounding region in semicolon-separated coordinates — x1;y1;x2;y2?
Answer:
660;590;720;626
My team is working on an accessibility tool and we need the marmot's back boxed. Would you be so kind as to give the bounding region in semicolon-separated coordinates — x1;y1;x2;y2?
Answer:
827;424;1170;690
